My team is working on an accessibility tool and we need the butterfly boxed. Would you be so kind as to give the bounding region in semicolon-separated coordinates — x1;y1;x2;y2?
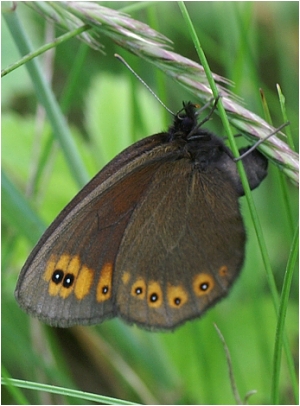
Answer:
15;101;268;330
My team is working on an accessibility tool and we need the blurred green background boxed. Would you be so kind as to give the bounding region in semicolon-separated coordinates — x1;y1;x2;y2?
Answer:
2;2;298;405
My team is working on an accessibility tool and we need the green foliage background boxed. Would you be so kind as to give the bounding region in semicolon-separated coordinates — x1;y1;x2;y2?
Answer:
2;2;298;405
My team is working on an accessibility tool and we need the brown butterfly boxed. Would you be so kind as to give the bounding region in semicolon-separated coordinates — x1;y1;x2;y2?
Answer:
15;101;268;330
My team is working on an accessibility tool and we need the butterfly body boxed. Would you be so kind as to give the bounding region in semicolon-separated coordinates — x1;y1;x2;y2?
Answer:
15;102;268;330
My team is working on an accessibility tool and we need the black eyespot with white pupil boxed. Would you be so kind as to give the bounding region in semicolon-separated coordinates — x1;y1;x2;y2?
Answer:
63;273;74;288
200;282;209;291
52;270;64;284
102;286;109;294
150;293;158;302
135;287;143;295
174;297;181;306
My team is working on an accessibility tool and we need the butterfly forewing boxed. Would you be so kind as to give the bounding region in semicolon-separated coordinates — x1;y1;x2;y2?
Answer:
16;155;169;327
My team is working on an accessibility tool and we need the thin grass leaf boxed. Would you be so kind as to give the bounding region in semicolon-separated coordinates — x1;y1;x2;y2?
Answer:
2;170;46;244
277;84;295;151
1;24;89;78
1;378;138;405
214;324;243;405
1;367;29;405
272;223;299;404
2;5;89;187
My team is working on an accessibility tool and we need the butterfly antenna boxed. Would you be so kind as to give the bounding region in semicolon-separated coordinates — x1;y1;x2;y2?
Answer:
234;121;290;161
115;54;174;116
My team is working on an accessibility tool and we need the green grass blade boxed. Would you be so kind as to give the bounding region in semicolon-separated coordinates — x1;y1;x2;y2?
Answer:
2;7;89;187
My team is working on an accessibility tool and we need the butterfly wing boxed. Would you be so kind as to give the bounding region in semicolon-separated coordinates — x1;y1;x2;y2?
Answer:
15;134;178;327
115;158;245;330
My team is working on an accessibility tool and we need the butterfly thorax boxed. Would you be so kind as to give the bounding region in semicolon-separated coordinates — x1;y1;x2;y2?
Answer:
166;102;231;170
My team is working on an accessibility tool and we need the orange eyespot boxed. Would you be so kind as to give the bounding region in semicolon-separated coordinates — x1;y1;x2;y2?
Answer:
96;262;113;302
147;281;163;308
193;273;215;296
131;278;146;299
167;284;188;308
218;265;228;277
